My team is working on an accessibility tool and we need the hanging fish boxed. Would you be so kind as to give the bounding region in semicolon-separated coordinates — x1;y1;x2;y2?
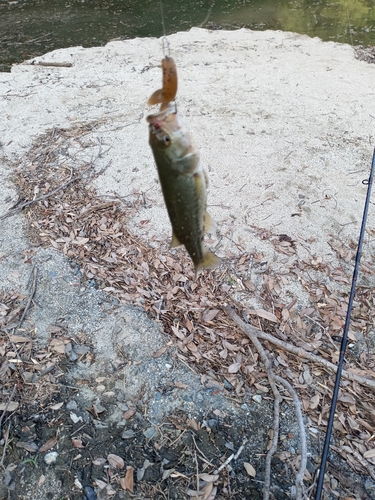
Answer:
147;58;220;275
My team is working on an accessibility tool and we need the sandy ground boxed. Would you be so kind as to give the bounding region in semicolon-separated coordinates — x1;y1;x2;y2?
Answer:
1;28;375;499
1;28;374;265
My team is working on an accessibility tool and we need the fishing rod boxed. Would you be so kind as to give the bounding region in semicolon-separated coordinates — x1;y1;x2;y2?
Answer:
314;146;375;499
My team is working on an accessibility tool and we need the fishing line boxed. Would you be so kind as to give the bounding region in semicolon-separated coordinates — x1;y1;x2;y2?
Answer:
159;0;170;57
314;146;375;500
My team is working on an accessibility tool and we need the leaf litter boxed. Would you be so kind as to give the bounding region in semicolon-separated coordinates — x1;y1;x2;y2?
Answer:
0;123;375;498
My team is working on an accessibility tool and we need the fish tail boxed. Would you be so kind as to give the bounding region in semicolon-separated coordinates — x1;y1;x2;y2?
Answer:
195;249;221;276
148;89;163;105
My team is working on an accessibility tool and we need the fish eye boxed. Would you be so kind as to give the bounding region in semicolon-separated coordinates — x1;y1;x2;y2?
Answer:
163;135;171;146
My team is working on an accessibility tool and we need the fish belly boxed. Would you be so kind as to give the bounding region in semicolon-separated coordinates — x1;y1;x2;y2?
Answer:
159;168;206;268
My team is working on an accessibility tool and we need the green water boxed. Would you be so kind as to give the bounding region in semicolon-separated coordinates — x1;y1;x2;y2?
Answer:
0;0;374;72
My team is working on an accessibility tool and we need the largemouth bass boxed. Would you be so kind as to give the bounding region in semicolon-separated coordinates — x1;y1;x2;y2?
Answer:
147;103;221;274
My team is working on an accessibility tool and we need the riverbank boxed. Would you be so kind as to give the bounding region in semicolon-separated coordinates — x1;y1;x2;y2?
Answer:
1;28;375;499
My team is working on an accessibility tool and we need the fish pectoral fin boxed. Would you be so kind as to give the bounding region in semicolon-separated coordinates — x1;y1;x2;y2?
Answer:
170;231;182;248
204;211;216;233
148;89;163;105
194;249;221;275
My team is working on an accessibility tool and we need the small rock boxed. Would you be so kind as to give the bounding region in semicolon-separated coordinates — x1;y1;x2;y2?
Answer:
83;486;97;500
143;427;156;439
208;419;218;429
70;412;83;423
102;391;115;400
73;345;90;355
306;458;316;474
44;452;58;465
223;380;233;390
252;395;262;404
364;478;375;494
121;430;135;439
330;478;338;490
66;400;78;411
74;477;83;489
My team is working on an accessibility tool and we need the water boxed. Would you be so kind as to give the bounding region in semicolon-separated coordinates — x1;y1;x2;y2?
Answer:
0;0;374;72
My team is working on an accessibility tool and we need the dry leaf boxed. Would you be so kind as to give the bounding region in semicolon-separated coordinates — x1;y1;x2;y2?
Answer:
202;482;214;500
0;401;19;412
202;309;220;322
309;394;320;410
16;441;39;452
186;318;194;332
247;309;278;323
243;462;256;477
119;466;134;492
107;453;125;469
123;409;136;420
38;474;46;487
228;362;241;374
9;335;32;343
95;479;107;489
39;436;58;452
363;449;375;459
205;486;217;500
174;381;189;389
72;439;85;449
152;345;168;358
50;402;64;410
254;383;269;393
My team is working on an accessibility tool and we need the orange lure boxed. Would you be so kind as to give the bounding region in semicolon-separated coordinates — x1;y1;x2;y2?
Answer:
147;56;178;110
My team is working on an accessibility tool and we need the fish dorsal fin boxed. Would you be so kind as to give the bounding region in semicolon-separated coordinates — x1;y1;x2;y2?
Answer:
204;211;216;233
170;231;182;248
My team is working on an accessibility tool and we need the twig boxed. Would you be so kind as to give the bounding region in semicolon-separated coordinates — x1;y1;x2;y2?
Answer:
18;266;38;328
0;422;11;470
225;306;375;390
191;434;215;468
225;306;305;500
31;61;73;68
75;201;120;220
213;438;247;474
275;376;307;499
195;451;199;496
0;384;17;435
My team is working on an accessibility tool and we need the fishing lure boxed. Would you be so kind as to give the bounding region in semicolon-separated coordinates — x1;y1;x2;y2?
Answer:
147;56;178;110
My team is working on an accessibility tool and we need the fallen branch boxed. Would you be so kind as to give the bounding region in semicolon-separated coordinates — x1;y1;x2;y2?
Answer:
224;307;282;500
225;306;307;500
31;61;73;68
275;376;307;499
18;266;38;328
225;306;375;390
